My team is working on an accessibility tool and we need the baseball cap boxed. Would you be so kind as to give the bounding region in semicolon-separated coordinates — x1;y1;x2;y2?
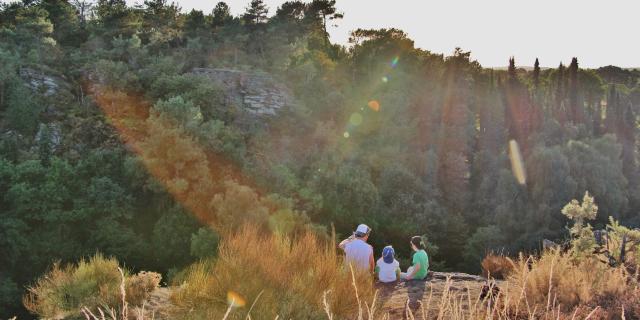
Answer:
354;224;371;237
382;246;395;264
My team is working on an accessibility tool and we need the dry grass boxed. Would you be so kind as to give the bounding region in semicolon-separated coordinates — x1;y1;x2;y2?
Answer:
170;224;374;319
23;253;160;319
482;253;516;280
504;249;632;312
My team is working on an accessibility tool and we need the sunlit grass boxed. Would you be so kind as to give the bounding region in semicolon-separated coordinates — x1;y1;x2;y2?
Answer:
169;224;374;319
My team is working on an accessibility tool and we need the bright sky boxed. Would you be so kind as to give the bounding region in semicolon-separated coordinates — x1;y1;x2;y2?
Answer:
158;0;638;68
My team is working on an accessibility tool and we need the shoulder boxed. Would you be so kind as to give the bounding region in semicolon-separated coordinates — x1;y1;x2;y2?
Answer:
393;260;400;267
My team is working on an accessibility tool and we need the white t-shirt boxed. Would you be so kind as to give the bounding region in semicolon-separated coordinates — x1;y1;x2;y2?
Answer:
344;239;373;271
376;258;400;283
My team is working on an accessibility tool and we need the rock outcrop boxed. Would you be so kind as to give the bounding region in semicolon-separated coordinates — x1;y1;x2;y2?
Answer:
19;67;70;97
191;68;294;117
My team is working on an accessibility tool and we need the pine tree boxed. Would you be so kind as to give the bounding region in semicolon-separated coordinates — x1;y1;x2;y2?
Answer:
211;2;232;28
243;0;268;25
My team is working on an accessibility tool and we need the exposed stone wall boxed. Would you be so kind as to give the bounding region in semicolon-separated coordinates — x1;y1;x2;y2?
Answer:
192;68;294;117
19;68;70;97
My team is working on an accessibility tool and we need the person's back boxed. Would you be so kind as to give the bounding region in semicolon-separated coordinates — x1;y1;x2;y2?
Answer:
376;246;400;283
411;249;429;280
344;238;373;271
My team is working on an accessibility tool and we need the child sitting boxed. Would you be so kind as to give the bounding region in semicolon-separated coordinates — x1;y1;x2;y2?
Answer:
375;246;400;283
400;236;429;280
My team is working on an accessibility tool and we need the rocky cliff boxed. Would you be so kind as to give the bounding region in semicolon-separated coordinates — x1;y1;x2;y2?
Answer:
191;68;295;117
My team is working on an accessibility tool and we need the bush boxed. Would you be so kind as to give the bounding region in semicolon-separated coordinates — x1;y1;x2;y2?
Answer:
23;254;160;319
170;225;374;319
481;253;514;280
190;227;220;259
504;249;631;312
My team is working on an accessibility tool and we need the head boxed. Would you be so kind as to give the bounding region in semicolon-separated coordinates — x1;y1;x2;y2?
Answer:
382;245;395;264
410;236;426;252
354;224;371;241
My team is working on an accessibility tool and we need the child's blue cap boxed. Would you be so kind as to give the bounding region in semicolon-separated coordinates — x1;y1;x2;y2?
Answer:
382;246;395;264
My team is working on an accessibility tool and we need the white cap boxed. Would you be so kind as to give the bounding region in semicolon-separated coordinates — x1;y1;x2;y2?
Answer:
355;224;371;236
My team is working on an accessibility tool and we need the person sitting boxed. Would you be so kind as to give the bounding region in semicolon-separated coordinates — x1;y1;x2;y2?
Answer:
400;236;429;280
338;224;374;273
375;245;400;283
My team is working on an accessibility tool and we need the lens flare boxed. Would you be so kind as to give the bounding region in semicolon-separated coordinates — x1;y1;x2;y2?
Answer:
343;131;350;138
391;56;399;68
227;291;246;308
367;100;380;112
381;76;389;83
349;113;363;126
509;140;526;185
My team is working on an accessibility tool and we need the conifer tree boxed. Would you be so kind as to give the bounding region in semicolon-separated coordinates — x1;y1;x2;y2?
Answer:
532;58;540;89
243;0;268;25
211;2;232;28
554;62;566;123
568;57;581;123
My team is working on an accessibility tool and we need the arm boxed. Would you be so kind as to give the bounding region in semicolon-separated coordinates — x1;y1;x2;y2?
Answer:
369;252;375;273
338;235;354;251
406;263;421;280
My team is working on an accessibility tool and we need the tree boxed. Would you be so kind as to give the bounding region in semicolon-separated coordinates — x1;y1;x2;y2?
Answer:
532;58;540;89
211;1;232;29
276;1;306;22
40;0;82;46
306;0;342;47
184;9;207;38
554;62;567;123
243;0;268;25
95;0;140;38
567;57;582;124
562;191;598;257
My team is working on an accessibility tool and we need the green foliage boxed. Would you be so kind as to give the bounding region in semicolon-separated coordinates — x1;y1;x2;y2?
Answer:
4;83;43;134
562;192;599;258
463;225;507;272
24;253;160;319
190;227;220;259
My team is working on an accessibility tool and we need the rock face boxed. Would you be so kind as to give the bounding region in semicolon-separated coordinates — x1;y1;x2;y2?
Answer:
34;122;62;152
375;271;500;319
19;68;70;97
192;68;294;117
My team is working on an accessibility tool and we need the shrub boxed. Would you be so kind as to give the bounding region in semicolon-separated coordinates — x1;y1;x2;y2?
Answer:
504;249;634;314
23;254;160;319
481;253;515;280
170;225;374;319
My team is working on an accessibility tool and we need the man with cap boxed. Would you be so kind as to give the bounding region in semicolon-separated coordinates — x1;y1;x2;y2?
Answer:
338;224;374;273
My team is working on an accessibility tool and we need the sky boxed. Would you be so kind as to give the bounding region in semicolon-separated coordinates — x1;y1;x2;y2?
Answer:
154;0;638;69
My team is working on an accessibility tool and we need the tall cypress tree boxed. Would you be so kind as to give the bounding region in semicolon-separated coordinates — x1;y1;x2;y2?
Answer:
554;62;566;123
532;58;540;89
567;57;581;123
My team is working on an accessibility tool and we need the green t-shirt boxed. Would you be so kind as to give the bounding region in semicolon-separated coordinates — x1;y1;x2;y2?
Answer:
412;250;429;280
